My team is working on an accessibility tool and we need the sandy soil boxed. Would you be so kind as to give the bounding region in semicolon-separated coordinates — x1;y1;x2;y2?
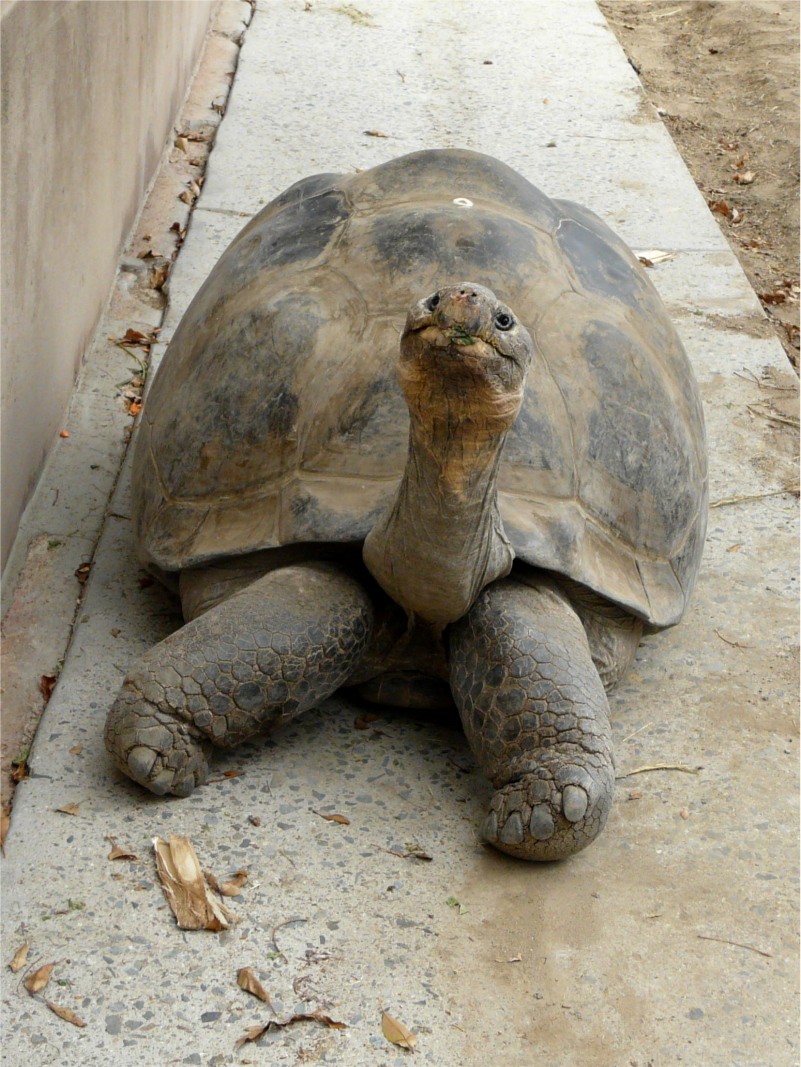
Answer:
600;0;800;368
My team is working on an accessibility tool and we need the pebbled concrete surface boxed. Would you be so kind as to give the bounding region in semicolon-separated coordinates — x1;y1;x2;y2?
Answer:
2;3;798;1066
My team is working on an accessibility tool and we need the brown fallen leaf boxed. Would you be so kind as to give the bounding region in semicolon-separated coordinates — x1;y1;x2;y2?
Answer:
0;809;9;849
121;328;153;345
178;189;196;205
205;769;241;783
248;815;261;827
354;712;380;730
152;835;238;931
175;135;189;153
39;674;57;702
220;869;248;896
106;836;137;861
75;562;91;584
627;790;643;801
733;170;755;185
59;430;70;438
235;1013;347;1048
149;263;169;290
56;803;80;817
128;401;143;417
237;966;271;1003
8;944;29;973
24;961;56;994
312;810;350;825
47;1001;86;1027
382;1010;417;1050
364;129;389;137
726;543;743;553
758;290;788;305
10;758;29;783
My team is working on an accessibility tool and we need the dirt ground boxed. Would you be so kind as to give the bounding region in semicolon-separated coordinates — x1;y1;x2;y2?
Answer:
600;0;800;369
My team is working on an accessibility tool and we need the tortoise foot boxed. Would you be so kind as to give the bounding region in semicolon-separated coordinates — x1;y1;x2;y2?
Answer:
482;759;614;862
105;686;211;797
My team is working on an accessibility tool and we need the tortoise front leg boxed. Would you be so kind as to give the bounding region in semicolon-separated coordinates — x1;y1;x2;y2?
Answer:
448;574;615;861
104;562;373;797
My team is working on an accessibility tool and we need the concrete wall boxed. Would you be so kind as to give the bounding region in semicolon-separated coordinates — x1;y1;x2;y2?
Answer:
1;0;216;571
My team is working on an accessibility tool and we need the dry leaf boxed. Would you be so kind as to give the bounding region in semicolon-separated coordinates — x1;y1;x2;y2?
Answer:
235;1013;347;1048
152;836;238;931
179;189;196;205
39;674;57;702
47;1001;86;1027
10;758;29;783
237;966;271;1003
175;136;189;153
220;869;248;896
627;790;643;800
381;1010;417;1050
106;836;137;861
56;803;80;817
364;129;389;137
75;562;91;584
149;263;169;290
758;290;788;305
727;543;743;553
708;198;732;218
59;430;70;438
354;712;379;730
313;810;350;825
0;809;8;849
733;170;755;185
128;401;143;417
121;328;152;345
24;961;55;994
248;815;261;827
8;944;29;973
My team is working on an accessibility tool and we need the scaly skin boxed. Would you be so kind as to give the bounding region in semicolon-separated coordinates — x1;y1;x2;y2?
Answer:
448;573;615;861
104;563;373;796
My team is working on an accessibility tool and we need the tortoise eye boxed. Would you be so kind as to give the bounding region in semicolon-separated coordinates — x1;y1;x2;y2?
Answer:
426;293;440;311
495;311;514;331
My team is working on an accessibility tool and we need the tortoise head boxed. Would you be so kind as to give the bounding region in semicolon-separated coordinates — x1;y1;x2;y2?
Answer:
399;283;533;437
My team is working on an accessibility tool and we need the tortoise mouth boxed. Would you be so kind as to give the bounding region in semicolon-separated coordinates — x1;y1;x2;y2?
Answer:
405;323;520;365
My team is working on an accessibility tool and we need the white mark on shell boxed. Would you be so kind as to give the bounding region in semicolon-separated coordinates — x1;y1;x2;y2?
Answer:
452;197;474;208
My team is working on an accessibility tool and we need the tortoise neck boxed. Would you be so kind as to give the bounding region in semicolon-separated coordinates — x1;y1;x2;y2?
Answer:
362;416;514;628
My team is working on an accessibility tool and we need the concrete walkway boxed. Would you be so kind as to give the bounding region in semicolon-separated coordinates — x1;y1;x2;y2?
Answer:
3;2;798;1065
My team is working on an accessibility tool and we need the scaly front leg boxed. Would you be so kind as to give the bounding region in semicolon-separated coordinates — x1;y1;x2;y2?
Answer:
448;573;615;861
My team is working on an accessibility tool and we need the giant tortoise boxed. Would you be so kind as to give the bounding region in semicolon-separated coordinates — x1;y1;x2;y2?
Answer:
105;149;707;861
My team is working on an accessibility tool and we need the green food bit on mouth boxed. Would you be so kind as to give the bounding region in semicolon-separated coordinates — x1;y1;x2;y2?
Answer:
448;326;478;346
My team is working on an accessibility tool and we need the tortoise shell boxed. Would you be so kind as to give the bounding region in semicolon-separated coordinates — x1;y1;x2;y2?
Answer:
133;149;707;627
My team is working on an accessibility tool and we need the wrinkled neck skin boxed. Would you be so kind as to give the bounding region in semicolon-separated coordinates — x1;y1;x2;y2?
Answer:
363;407;514;631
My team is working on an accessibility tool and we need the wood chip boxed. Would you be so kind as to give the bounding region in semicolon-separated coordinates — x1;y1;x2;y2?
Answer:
698;934;772;957
152;836;238;930
616;763;702;779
